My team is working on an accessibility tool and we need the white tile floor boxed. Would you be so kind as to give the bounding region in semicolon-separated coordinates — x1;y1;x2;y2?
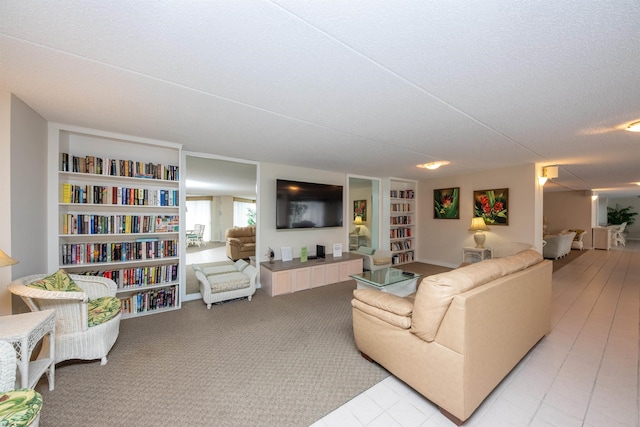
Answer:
311;241;639;426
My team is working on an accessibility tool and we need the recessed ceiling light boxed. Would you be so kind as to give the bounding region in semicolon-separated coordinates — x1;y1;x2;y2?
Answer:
417;161;450;170
626;121;640;132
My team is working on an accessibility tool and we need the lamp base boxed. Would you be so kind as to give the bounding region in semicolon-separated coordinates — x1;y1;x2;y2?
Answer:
474;231;486;248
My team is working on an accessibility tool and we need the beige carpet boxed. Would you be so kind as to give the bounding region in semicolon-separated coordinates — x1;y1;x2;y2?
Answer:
36;279;389;426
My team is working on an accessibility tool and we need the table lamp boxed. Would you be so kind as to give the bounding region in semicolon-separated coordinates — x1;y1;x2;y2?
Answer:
468;217;489;248
353;216;363;235
0;249;18;267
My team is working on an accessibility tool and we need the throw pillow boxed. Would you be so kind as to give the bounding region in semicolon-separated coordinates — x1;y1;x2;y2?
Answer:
88;296;122;327
234;259;249;272
27;269;83;292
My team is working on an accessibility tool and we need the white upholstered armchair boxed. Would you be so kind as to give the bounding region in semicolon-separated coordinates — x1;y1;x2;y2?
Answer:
8;274;121;366
355;246;393;271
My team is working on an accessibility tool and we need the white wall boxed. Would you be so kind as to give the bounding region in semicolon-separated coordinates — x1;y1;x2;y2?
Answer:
544;190;595;248
0;93;48;315
417;164;540;268
259;163;346;261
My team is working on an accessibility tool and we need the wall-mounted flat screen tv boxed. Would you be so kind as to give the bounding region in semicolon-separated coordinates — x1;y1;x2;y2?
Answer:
276;179;343;229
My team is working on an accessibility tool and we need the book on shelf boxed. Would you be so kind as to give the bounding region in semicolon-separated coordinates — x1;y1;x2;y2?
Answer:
61;153;179;181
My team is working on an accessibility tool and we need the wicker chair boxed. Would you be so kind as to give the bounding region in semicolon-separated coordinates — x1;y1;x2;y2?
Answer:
0;341;42;426
8;274;121;366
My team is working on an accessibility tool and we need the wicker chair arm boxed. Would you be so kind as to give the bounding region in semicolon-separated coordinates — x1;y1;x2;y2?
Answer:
7;282;87;302
69;274;118;299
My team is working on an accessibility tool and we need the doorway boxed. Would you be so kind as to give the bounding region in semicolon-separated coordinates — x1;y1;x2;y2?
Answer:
183;153;258;301
348;176;381;250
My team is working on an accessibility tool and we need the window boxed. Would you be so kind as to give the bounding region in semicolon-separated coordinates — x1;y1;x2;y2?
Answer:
234;200;256;227
185;199;211;242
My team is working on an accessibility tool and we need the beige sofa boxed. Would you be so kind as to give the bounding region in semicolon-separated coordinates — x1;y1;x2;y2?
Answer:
225;226;256;260
351;249;552;425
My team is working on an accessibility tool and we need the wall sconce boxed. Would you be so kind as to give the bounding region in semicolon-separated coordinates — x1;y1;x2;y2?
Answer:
468;217;489;248
626;120;640;132
353;216;363;235
0;249;18;267
539;166;559;186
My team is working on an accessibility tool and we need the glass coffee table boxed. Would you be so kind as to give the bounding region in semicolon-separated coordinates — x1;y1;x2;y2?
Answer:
350;268;421;297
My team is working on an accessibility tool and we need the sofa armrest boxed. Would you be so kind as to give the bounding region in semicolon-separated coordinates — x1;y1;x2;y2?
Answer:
242;265;258;285
351;289;413;329
226;237;243;247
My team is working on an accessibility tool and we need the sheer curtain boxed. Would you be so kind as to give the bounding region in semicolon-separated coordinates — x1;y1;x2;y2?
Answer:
186;199;211;242
233;201;256;227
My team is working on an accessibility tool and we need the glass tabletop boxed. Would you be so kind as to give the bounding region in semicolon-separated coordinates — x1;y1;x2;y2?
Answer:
350;268;419;288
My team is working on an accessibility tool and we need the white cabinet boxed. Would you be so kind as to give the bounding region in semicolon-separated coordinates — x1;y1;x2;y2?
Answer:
389;179;416;265
260;254;363;297
49;124;183;318
592;227;611;250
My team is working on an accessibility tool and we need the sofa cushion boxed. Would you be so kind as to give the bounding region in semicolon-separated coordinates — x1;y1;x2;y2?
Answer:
372;257;392;265
411;260;504;342
88;296;122;327
27;269;83;292
200;264;236;276
207;272;250;293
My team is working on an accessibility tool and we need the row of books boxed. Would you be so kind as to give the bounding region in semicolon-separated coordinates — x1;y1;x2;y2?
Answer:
390;189;415;199
60;153;179;181
61;183;179;206
392;251;415;265
120;285;178;314
390;227;412;239
61;239;179;265
390;240;413;252
390;203;412;212
390;215;413;225
61;214;179;235
75;264;179;289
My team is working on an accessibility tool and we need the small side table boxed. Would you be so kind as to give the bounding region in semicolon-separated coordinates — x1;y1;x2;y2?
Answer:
462;247;493;264
349;234;368;250
0;309;56;391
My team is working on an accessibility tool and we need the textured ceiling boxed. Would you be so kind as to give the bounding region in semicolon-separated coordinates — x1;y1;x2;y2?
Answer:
1;1;639;197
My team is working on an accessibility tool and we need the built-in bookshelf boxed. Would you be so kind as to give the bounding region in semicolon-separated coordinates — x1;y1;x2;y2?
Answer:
389;179;416;265
48;124;183;319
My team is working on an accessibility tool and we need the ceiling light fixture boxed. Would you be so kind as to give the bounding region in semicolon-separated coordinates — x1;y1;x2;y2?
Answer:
417;161;450;170
626;121;640;132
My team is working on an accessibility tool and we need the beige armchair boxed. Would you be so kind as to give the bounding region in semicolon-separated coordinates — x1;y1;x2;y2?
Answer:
225;226;256;260
8;274;121;366
355;246;393;271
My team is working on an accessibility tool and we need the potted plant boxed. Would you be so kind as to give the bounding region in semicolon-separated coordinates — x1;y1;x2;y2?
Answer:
607;204;637;228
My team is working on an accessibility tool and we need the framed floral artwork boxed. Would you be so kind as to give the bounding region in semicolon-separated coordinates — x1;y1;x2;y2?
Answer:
473;188;508;225
354;199;367;221
434;187;459;219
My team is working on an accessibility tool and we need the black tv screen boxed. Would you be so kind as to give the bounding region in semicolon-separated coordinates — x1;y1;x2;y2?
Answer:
276;179;343;229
